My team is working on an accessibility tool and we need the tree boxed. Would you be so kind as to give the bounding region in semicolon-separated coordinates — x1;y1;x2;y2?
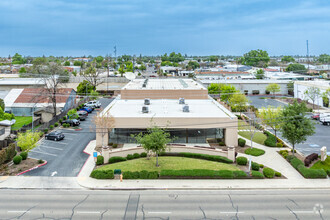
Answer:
228;93;249;115
186;61;200;70
64;61;70;66
19;67;27;73
285;63;306;73
322;88;330;107
241;49;270;67
77;80;95;96
280;101;315;155
304;86;321;109
94;111;115;147
138;64;146;71
12;53;26;64
281;56;295;63
209;55;219;62
318;54;330;64
266;83;281;98
73;60;82;66
67;109;78;119
258;106;282;141
255;69;265;79
219;84;238;102
81;63;103;88
0;99;4;111
161;52;184;63
132;126;172;167
95;56;104;64
17;131;42;152
32;57;48;75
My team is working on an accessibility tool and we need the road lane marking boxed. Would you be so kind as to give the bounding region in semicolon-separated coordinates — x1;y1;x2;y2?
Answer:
62;133;77;136
40;146;63;151
30;150;57;157
51;171;58;176
77;211;101;214
220;211;245;214
292;210;314;214
8;211;30;213
148;212;172;214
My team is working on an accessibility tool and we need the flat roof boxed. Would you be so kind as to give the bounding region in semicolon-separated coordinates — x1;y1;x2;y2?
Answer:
122;79;206;90
0;78;45;85
103;97;235;119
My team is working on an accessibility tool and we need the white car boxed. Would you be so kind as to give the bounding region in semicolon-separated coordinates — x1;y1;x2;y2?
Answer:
320;116;330;125
84;100;101;108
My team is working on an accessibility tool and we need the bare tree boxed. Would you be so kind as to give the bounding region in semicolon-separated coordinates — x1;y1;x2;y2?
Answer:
93;110;115;147
81;62;103;88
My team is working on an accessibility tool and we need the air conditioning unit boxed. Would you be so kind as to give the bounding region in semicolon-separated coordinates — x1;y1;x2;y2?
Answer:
144;98;150;105
142;106;149;113
183;105;189;112
179;98;185;104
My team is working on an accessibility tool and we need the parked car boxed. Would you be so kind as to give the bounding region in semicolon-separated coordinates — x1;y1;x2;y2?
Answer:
320;117;330;125
61;119;80;126
79;107;93;113
84;100;101;108
77;110;88;120
319;112;330;121
45;131;65;141
311;113;320;120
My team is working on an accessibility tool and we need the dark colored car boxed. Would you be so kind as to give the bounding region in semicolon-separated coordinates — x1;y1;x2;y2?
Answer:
77;110;88;121
61;119;80;126
79;107;93;113
45;131;65;141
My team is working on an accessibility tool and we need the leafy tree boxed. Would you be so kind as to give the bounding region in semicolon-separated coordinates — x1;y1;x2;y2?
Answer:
258;106;282;141
19;67;27;73
287;81;294;95
209;55;219;62
285;63;306;73
95;56;104;64
32;57;48;75
255;69;265;79
139;64;146;71
186;61;200;70
322;88;330;107
0;99;4;111
77;80;95;96
81;63;103;88
318;54;330;64
241;49;270;67
132;126;172;167
266;83;281;98
64;61;70;66
281;56;295;63
12;53;26;64
17;131;42;152
73;60;82;66
207;83;237;102
228;93;249;115
161;52;184;63
67;109;78;119
304;86;321;109
280;101;315;155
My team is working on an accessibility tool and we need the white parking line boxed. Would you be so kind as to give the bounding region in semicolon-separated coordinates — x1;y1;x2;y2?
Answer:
62;133;78;136
30;150;57;157
44;141;67;145
40;146;63;151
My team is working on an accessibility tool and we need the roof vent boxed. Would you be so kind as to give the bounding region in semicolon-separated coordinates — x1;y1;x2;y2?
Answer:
144;98;150;105
183;104;189;112
142;106;149;113
179;98;185;104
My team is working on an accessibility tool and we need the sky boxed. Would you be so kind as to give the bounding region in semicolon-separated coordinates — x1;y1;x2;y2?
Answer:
0;0;330;57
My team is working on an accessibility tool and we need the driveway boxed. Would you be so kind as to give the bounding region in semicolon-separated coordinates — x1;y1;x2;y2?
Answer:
25;98;113;177
247;96;288;109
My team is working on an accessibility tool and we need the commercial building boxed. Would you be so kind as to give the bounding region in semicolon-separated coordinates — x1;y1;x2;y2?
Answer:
294;81;330;107
97;79;238;147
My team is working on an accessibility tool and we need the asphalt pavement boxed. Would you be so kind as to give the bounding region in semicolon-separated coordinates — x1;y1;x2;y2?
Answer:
0;189;328;219
247;95;288;109
25;98;113;177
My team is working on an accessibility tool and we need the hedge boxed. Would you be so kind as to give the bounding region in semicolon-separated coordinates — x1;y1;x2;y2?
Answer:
96;155;104;165
290;158;304;169
244;148;265;156
251;162;260;171
126;154;134;160
251;171;264;179
109;156;127;164
160;169;247;179
123;170;158;179
178;152;233;164
263;131;276;147
140;152;147;157
236;156;247;165
275;172;282;177
90;169;114;179
238;138;246;147
0;143;16;165
133;153;140;159
263;167;275;178
297;165;327;179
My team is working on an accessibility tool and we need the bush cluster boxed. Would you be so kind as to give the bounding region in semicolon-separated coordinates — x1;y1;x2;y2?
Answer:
251;162;260;171
219;141;225;146
178;152;233;164
244;148;265;156
304;153;318;167
44;128;48;133
126;154;134;160
290;157;304;169
279;150;289;159
160;169;247;179
140;152;147;157
133;153;140;159
236;156;247;165
0;143;16;165
13;155;22;165
112;144;118;148
109;156;127;163
263;131;276;147
251;171;264;178
49;125;54;130
54;122;59;127
123;170;158;179
275;171;282;177
62;123;70;128
276;143;283;148
287;156;327;179
96;155;104;165
90;169;114;179
263;167;275;178
20;152;28;160
238;138;246;147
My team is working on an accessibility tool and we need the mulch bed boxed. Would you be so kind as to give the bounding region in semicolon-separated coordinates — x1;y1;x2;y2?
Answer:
0;158;40;176
95;144;124;153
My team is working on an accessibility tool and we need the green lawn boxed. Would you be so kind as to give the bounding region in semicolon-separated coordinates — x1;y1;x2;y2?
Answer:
238;131;267;145
244;147;266;156
98;157;240;172
238;120;256;131
11;116;33;130
311;157;330;171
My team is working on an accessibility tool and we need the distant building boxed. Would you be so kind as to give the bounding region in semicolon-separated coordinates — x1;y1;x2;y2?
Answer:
294;81;330;107
195;71;255;80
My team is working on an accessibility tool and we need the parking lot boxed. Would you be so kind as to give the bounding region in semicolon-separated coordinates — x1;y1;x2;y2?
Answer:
25;98;113;177
247;96;287;109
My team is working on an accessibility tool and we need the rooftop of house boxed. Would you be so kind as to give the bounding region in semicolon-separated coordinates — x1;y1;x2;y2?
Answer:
122;79;206;90
194;71;251;75
0;78;45;85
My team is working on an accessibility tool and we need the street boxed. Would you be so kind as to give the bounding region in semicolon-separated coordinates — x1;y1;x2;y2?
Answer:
0;189;328;219
25;98;113;177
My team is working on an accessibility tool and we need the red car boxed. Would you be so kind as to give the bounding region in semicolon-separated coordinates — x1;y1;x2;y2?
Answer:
311;113;320;120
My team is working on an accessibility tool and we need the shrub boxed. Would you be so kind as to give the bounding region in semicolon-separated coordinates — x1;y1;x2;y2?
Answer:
326;169;330;177
44;128;48;133
59;119;63;123
54;122;59;127
251;171;264;178
140;152;147;157
244;148;265;156
233;170;248;178
275;172;282;177
251;162;260;171
178;152;233;164
126;154;134;160
219;141;225;146
282;152;288;159
13;155;22;165
291;149;297;153
0;143;16;165
290;157;304;169
297;165;327;179
49;125;54;130
236;156;248;165
238;138;246;147
148;171;159;179
90;170;114;179
159;169;247;179
263;131;276;147
139;170;149;179
108;156;127;163
109;142;113;146
63;116;67;120
96;155;104;165
112;144;118;148
20;151;28;160
39;132;44;137
276;143;283;148
286;155;295;162
133;153;140;159
263;167;275;178
237;115;242;120
259;164;264;168
38;159;44;164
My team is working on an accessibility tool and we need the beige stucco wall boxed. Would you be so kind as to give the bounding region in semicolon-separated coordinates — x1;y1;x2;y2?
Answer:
121;89;208;99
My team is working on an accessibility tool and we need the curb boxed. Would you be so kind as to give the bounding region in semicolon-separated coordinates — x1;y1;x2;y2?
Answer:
77;141;93;177
16;160;48;176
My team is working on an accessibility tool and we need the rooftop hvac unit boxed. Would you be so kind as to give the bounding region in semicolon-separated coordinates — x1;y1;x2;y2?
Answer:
183;105;189;112
179;98;185;104
142;106;149;113
144;98;150;105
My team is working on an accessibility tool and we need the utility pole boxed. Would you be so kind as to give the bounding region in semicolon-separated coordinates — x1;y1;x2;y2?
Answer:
306;40;310;73
114;46;117;62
